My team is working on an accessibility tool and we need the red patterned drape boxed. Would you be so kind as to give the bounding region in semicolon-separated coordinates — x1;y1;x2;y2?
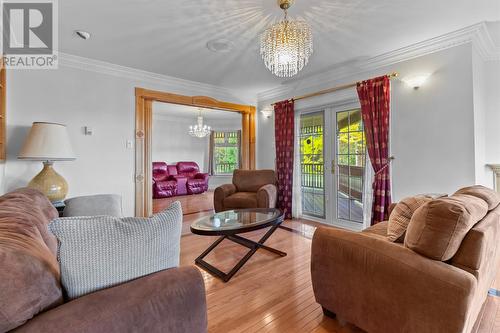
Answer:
274;100;294;219
356;75;392;225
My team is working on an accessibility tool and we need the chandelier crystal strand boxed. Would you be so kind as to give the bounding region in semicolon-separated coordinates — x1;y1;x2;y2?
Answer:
188;109;211;138
260;1;313;78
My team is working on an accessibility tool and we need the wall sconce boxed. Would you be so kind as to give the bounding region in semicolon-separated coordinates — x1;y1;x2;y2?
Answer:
260;105;273;118
401;73;431;89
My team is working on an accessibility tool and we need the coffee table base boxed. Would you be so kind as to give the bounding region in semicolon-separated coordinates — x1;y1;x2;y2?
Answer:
194;224;287;282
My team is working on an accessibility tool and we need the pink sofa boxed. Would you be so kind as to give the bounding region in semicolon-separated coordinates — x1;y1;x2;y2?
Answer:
153;161;209;198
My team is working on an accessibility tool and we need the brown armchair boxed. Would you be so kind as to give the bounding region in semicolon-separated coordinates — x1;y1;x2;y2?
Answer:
214;169;277;212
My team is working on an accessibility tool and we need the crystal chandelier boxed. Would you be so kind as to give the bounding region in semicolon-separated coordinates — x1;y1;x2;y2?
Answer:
188;109;211;138
260;0;313;78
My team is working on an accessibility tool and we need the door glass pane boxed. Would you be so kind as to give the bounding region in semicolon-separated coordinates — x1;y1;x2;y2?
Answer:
336;109;366;223
300;112;325;218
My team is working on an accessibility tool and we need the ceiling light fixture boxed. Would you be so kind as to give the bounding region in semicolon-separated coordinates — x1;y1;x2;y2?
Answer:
75;30;91;40
260;0;313;78
188;109;211;138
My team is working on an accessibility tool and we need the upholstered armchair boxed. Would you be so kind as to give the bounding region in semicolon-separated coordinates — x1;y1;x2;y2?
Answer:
177;162;209;195
152;162;177;198
214;169;277;212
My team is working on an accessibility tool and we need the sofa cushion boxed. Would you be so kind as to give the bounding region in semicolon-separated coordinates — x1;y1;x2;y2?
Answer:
387;196;432;242
63;194;123;217
405;194;488;261
177;161;200;178
224;192;258;209
454;185;500;211
152;162;169;181
233;169;276;192
49;202;182;300
0;188;63;332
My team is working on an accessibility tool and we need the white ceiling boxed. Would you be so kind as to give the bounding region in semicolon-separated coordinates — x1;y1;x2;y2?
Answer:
60;0;500;95
153;102;242;120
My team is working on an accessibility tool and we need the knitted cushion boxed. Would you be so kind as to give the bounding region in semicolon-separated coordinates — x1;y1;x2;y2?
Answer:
49;202;182;300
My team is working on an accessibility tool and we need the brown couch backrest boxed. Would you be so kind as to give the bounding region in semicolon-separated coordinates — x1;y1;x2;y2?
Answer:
405;186;500;263
451;204;500;280
232;169;276;192
0;188;63;332
405;194;489;261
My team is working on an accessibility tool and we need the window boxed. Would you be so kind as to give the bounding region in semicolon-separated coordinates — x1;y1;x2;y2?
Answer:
210;130;241;175
299;112;325;218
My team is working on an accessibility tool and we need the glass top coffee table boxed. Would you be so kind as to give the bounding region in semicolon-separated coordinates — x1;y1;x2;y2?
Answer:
190;208;286;282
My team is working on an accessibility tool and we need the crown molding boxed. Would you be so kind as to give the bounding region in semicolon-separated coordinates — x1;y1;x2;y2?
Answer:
258;21;500;103
58;53;242;101
472;23;500;61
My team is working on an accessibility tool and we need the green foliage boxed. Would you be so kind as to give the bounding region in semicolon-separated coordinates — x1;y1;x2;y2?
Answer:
300;136;323;165
215;147;238;165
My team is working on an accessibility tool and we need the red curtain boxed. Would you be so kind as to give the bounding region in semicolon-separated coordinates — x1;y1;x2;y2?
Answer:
356;75;392;225
274;100;294;219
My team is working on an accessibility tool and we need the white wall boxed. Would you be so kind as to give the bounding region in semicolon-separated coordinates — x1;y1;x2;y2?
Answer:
5;57;253;216
485;60;500;166
152;112;242;189
152;115;210;172
257;44;479;201
471;48;493;187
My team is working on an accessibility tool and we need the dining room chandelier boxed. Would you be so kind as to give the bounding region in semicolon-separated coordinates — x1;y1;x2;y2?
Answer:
188;109;211;138
260;0;313;78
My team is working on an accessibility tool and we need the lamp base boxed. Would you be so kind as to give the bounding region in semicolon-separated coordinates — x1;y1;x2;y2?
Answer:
28;161;68;203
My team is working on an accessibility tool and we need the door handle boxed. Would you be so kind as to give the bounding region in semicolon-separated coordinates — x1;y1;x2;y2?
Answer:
331;159;335;174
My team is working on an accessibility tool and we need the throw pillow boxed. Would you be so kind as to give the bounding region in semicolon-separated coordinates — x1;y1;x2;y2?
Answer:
405;194;488;261
49;201;182;300
387;196;432;242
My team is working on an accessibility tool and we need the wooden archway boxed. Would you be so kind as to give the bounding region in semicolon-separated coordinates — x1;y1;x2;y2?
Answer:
135;88;256;217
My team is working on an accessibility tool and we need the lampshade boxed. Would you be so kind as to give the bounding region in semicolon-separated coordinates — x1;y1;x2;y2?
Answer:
18;122;76;161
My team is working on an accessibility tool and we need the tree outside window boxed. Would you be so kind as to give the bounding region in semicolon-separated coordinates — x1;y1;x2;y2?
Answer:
210;131;241;175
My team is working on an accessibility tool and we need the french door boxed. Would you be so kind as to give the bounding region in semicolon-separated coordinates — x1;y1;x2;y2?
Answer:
298;105;367;230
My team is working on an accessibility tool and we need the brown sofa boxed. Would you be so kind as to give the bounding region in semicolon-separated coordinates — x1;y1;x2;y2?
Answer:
311;185;500;333
214;169;277;212
0;188;207;333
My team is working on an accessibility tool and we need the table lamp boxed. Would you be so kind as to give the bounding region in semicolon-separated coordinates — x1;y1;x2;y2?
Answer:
18;122;76;203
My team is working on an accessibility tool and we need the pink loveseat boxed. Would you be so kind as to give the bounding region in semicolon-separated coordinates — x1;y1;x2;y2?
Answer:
153;161;209;198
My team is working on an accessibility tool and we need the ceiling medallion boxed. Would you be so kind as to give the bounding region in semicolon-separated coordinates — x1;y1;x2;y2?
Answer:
188;109;211;138
260;0;313;78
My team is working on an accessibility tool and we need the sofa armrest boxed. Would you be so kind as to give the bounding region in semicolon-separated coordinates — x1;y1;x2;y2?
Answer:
14;266;207;333
311;227;477;333
257;184;277;208
214;184;237;212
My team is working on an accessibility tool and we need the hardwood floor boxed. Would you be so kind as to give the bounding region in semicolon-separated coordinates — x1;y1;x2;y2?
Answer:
153;191;214;215
179;219;500;332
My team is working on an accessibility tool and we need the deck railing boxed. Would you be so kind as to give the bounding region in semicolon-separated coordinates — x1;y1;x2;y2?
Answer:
214;163;238;175
300;163;363;201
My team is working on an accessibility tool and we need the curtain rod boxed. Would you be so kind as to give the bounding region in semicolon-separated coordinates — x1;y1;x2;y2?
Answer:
271;72;399;106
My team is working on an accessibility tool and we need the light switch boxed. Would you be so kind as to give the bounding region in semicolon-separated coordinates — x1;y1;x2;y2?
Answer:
84;126;93;135
126;140;133;149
